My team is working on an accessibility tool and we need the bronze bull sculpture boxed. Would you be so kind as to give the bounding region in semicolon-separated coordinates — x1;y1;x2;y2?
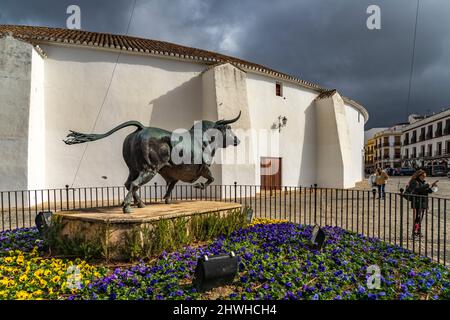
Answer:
63;112;241;213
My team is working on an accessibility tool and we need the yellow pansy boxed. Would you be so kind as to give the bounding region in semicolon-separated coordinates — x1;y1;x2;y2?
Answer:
4;257;13;264
39;279;47;288
0;277;9;286
16;255;24;265
51;276;61;283
6;279;15;288
16;290;31;300
19;274;28;282
32;290;43;296
34;270;43;277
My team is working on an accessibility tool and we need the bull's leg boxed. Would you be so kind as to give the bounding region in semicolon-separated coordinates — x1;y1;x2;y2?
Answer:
132;189;146;208
193;167;214;190
163;180;178;204
124;171;138;206
123;169;156;213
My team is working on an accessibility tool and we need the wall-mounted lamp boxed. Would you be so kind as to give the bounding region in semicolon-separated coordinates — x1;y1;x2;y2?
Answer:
271;116;288;132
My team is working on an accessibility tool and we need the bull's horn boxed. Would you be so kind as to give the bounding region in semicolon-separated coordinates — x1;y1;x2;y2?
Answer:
215;111;241;126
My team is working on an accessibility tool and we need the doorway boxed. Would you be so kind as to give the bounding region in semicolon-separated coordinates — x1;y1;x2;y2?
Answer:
260;157;282;190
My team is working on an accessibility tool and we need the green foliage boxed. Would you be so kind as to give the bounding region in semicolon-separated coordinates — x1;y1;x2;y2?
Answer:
121;207;247;261
46;216;109;260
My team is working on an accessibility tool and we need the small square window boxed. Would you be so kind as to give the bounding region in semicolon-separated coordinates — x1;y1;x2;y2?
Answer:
275;82;282;97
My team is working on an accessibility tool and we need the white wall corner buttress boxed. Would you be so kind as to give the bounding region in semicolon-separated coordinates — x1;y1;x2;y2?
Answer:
202;63;256;187
315;91;353;188
0;36;32;191
27;48;46;190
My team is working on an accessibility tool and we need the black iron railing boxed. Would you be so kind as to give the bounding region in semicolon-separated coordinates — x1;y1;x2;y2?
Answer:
1;184;449;266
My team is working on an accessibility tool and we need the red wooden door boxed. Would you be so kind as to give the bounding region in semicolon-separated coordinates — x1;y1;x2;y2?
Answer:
260;157;282;190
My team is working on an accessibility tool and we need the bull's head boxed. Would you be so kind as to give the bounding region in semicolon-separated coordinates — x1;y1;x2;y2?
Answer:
213;111;241;148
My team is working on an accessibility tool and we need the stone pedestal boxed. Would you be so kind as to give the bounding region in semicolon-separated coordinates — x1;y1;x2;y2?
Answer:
51;201;243;260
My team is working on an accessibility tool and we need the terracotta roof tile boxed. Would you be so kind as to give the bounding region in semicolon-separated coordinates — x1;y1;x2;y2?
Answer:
316;89;337;100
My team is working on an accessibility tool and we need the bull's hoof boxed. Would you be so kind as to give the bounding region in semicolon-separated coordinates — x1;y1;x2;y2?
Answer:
164;198;171;204
123;205;133;214
137;201;146;208
193;183;205;189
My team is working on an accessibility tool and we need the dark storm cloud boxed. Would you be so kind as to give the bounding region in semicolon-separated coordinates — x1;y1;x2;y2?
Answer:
1;0;449;128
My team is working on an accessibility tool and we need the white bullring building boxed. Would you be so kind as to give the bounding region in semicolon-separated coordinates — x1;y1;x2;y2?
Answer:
0;25;368;191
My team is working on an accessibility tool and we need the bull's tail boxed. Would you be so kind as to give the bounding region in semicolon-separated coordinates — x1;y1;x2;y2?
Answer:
63;120;144;145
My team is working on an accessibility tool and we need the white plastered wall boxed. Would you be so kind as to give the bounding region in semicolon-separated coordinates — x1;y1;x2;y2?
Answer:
315;92;365;188
27;48;46;190
0;36;32;191
245;72;318;187
40;44;205;188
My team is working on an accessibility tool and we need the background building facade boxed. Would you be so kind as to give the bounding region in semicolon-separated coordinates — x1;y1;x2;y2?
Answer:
364;138;376;173
402;110;450;170
373;125;404;170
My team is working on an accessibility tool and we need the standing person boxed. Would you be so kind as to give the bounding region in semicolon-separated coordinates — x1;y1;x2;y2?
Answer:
375;168;389;199
368;170;377;197
409;169;439;239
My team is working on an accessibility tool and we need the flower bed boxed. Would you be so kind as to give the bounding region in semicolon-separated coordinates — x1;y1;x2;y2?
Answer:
0;228;106;300
1;222;450;300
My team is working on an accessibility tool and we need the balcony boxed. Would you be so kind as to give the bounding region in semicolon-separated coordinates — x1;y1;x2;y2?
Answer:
444;149;449;156
393;141;401;147
394;154;401;159
419;133;425;141
425;152;432;158
403;139;409;146
435;129;443;137
410;137;417;144
419;152;424;158
426;131;433;140
411;154;417;159
383;155;390;160
383;142;390;147
444;124;450;135
435;150;443;157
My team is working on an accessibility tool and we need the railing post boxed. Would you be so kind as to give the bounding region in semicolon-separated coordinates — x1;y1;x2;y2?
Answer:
314;183;317;224
234;181;237;203
399;193;404;247
154;182;157;202
65;184;69;211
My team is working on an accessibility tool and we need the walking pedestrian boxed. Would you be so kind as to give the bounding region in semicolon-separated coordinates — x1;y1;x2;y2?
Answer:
375;168;389;199
368;170;377;197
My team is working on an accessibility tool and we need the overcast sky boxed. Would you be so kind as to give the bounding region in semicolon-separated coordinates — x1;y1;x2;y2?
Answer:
1;0;449;128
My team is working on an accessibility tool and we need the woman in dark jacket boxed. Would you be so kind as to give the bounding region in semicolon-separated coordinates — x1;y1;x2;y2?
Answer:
408;169;438;238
